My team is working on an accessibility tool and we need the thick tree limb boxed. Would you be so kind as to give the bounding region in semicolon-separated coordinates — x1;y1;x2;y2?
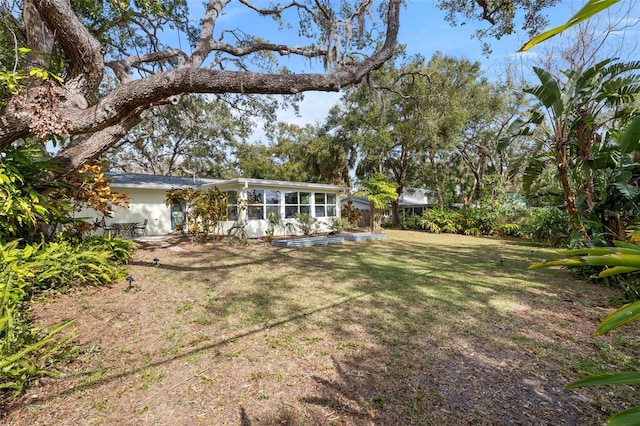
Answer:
54;108;147;173
33;0;105;95
0;0;400;174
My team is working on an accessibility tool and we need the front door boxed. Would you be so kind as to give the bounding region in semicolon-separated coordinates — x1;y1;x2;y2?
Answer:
170;203;186;231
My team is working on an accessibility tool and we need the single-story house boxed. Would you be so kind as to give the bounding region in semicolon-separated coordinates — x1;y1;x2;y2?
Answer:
341;188;435;221
78;172;347;239
397;188;435;218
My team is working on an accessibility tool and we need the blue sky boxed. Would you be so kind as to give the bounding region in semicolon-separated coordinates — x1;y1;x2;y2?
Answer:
273;0;560;128
181;0;637;135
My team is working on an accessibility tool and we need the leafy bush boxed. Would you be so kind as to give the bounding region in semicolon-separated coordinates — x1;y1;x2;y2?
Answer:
329;217;351;234
294;213;318;235
26;239;130;291
461;207;498;235
0;241;74;399
401;215;424;230
521;206;569;246
498;223;521;237
0;237;133;400
421;208;462;234
341;201;362;227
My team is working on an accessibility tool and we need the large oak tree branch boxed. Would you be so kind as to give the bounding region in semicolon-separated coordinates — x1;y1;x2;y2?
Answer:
32;0;105;95
0;0;400;170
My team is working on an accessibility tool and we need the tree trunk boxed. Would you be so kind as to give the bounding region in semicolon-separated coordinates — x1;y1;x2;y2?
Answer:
555;135;588;239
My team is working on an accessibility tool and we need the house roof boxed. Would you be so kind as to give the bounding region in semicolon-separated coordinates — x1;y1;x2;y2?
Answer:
107;172;222;189
203;178;347;192
107;173;346;192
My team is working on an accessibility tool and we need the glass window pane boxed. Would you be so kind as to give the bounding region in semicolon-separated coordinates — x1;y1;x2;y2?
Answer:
266;190;280;205
300;205;311;215
327;194;336;204
226;190;238;204
315;192;325;204
285;206;298;218
284;191;298;204
300;192;311;204
247;189;264;204
327;205;336;217
227;206;238;221
266;205;280;218
315;206;325;217
248;205;264;220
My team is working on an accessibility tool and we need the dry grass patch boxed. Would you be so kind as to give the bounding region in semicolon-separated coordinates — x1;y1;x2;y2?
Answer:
3;230;640;425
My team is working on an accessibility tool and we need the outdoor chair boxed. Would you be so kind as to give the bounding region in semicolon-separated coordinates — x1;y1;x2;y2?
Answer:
134;218;148;236
100;218;117;236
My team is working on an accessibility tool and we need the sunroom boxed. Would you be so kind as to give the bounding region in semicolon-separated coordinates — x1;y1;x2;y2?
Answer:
86;173;346;238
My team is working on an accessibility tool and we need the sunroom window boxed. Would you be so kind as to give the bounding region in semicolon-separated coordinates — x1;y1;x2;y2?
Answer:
284;191;312;218
265;190;281;219
226;190;238;220
247;189;264;220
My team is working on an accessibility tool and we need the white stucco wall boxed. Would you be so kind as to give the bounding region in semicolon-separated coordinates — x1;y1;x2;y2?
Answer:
79;178;345;238
77;187;174;236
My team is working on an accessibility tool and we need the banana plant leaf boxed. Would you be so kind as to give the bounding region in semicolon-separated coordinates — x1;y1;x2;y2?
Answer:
593;300;640;335
529;258;585;269
608;406;640;426
520;0;622;51
599;266;640;278
566;372;640;389
556;247;640;256
613;240;640;250
582;254;640;269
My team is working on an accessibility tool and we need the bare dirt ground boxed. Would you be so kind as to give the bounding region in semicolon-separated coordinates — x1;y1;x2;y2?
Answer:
2;231;640;425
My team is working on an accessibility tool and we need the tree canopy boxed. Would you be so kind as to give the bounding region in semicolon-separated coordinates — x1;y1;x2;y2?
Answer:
0;0;561;177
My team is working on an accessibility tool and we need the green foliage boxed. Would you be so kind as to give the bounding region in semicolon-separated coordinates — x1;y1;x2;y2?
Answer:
165;187;228;241
520;207;569;246
520;0;620;51
531;240;640;425
511;59;640;241
0;147;51;242
294;213;317;235
329;217;351;234
400;215;424;231
461;207;499;235
0;237;132;399
265;210;281;241
355;173;398;231
420;208;463;234
26;239;130;291
497;223;521;237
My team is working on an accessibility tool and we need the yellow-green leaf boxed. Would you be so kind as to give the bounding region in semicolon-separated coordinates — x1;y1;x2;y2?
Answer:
520;0;622;51
594;300;640;335
608;406;640;426
566;371;640;389
529;258;584;269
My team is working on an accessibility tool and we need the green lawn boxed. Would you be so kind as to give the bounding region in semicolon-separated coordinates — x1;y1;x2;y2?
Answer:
6;230;640;425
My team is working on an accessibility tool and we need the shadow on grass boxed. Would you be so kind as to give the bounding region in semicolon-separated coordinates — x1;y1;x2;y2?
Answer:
11;230;626;424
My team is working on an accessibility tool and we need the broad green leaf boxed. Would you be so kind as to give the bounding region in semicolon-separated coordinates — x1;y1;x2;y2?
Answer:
594;300;640;335
566;371;640;389
529;258;585;268
613;182;640;200
608;406;640;426
520;0;622;51
582;254;640;268
599;266;640;278
619;116;640;154
556;247;637;256
614;240;640;250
